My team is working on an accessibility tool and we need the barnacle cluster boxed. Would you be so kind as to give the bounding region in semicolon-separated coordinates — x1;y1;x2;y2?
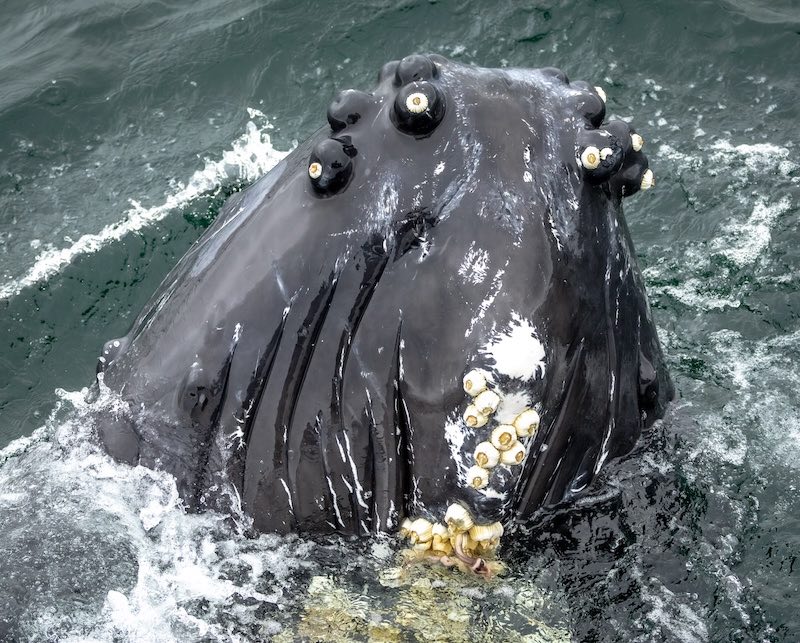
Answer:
461;369;540;490
399;503;506;577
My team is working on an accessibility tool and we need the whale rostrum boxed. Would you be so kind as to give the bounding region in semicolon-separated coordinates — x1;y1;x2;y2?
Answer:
95;55;673;562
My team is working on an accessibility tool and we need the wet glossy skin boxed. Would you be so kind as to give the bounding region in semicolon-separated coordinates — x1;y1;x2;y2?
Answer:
96;55;672;534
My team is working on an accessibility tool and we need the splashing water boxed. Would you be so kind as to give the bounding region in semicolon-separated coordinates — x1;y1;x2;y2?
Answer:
0;109;290;301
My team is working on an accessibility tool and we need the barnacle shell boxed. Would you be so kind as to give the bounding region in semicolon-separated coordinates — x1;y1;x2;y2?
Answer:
444;503;474;534
468;521;504;543
431;523;453;554
474;441;500;468
463;404;488;428
399;518;414;537
500;441;526;465
595;86;607;103
462;369;488;396
640;168;655;190
408;518;433;544
405;91;429;114
474;389;501;416
490;424;517;451
513;409;540;437
631;133;644;152
466;465;489;489
580;146;601;170
308;162;322;179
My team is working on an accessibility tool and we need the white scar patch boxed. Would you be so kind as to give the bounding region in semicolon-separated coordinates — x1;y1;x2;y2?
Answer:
458;242;490;285
480;314;546;381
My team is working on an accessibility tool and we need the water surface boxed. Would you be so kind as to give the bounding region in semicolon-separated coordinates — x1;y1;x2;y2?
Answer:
0;0;798;640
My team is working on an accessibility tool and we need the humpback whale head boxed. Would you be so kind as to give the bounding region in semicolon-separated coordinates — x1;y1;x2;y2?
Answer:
96;55;672;545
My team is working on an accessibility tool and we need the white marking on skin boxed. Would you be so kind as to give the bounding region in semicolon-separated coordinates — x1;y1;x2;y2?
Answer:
279;478;294;514
523;171;533;183
444;413;471;478
275;270;289;301
594;371;616;474
434;161;445;176
477;487;507;501
547;208;563;251
523;145;531;165
458;242;490;285
466;267;507;337
480;314;546;381
410;476;421;512
343;431;369;510
494;390;533;424
326;476;345;528
341;475;354;493
335;435;346;463
233;322;242;343
227;425;245;451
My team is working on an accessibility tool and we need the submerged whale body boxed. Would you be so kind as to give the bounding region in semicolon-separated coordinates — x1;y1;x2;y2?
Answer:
96;55;673;538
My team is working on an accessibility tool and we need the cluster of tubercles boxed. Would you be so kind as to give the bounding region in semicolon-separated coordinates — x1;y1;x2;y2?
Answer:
307;54;447;197
567;82;654;198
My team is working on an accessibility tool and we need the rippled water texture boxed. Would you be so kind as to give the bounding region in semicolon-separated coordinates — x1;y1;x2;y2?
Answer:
0;0;798;640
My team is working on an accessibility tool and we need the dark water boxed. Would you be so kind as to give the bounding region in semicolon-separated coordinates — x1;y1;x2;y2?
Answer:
0;0;798;640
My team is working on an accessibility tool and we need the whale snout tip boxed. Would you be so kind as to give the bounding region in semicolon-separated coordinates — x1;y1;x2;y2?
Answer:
96;336;130;375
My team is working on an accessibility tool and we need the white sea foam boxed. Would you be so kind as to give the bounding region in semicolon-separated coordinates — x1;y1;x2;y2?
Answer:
649;137;796;311
0;109;290;301
712;195;793;267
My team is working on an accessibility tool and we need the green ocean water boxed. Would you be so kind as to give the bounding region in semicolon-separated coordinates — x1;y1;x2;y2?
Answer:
0;0;799;640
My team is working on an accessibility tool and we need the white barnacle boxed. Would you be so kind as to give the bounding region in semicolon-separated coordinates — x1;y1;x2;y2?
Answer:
408;518;433;544
474;441;500;469
468;521;504;543
431;523;453;554
580;146;601;170
631;133;644;152
490;424;518;451
445;503;474;534
594;86;607;103
308;162;322;179
500;441;526;465
463;404;489;428
640;168;655;190
462;369;488;397
599;147;613;160
466;465;490;489
406;92;429;114
474;389;501;416
399;517;414;537
513;409;540;437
